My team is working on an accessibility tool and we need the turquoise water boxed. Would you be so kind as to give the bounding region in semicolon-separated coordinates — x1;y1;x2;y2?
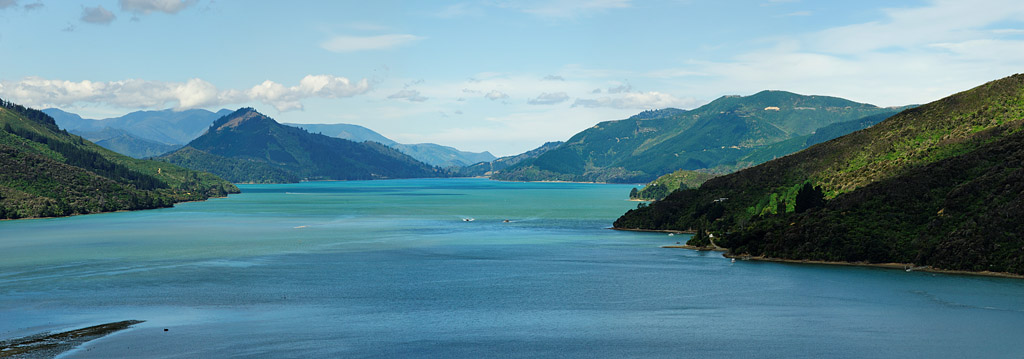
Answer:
2;178;1023;358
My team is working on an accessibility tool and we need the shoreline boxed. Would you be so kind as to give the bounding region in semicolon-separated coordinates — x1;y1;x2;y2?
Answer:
0;193;233;222
725;254;1024;279
616;226;1024;279
0;320;143;358
610;227;697;234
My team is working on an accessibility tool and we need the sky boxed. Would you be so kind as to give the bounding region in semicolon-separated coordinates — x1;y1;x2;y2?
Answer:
1;1;1023;156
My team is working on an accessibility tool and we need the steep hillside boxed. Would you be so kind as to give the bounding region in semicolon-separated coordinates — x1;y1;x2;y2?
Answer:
614;73;1024;274
288;123;496;168
629;170;717;201
0;99;238;219
159;108;446;183
495;92;900;183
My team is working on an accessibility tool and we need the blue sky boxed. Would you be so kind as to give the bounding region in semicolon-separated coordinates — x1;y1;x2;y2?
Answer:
1;0;1023;156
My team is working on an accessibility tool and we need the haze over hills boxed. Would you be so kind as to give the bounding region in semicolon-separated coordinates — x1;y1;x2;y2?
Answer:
39;108;496;167
494;91;904;183
459;141;564;177
158;108;446;183
43;108;232;158
287;123;496;168
0;99;238;219
614;73;1024;275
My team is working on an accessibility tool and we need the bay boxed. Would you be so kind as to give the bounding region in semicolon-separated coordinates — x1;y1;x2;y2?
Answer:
1;178;1023;358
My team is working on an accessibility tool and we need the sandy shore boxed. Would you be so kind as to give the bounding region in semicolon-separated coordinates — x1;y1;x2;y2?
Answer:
0;320;143;358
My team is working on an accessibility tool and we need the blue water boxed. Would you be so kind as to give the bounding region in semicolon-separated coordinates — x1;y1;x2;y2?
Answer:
2;178;1023;358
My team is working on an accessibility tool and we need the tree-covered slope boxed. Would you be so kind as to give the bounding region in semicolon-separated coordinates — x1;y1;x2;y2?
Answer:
629;170;717;201
158;108;446;183
495;91;900;183
614;73;1024;274
0;99;238;219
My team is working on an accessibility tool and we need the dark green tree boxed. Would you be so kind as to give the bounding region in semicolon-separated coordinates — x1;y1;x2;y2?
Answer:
794;183;825;213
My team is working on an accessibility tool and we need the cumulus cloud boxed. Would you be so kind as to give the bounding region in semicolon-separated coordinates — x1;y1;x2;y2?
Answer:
485;90;509;100
387;89;428;102
0;75;371;112
321;34;423;52
527;92;569;105
81;5;116;24
119;0;197;14
573;91;693;109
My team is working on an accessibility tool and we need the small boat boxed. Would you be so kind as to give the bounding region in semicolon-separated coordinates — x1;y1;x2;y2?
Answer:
463;218;475;222
731;258;736;263
502;219;511;223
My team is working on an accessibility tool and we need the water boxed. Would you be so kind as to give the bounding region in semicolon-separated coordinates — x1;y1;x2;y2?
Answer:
2;178;1023;358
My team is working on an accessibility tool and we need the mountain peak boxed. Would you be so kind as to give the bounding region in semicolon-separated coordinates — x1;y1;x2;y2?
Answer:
213;108;271;131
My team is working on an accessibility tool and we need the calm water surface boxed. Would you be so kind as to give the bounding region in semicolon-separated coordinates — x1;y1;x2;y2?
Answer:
2;178;1023;358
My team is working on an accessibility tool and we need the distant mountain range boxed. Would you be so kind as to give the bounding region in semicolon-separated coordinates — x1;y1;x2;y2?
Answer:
43;108;232;158
42;108;495;167
615;73;1024;275
1;99;238;219
493;91;904;183
158;108;445;183
286;123;495;168
458;141;564;177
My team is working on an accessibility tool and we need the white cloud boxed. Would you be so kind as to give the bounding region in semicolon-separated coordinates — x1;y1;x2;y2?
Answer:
668;0;1024;107
321;34;423;52
543;75;565;81
81;5;116;24
387;89;428;102
811;0;1024;55
119;0;197;14
527;92;569;105
485;90;509;100
573;91;696;109
0;75;371;112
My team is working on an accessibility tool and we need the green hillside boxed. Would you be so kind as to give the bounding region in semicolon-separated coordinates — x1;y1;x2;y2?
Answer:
629;170;717;201
614;73;1024;274
494;91;900;183
158;108;447;183
0;99;238;219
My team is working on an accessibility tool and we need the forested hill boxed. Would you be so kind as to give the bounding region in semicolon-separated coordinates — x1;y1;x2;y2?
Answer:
614;73;1024;275
493;91;901;183
0;99;239;219
158;108;447;183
